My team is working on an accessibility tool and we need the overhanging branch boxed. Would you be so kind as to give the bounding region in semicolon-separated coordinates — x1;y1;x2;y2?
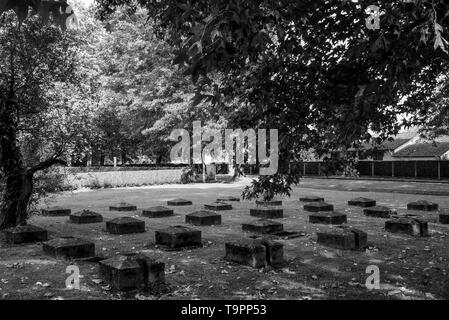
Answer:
27;158;67;176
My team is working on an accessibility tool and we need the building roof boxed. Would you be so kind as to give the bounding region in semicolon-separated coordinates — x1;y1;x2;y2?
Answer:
351;138;410;152
367;128;419;151
393;142;449;158
393;128;420;140
373;138;410;151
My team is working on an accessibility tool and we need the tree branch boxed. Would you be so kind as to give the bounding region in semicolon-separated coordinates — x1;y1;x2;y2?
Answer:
27;158;67;176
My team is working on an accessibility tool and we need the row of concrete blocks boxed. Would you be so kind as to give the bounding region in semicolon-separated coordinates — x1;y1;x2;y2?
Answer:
301;196;435;239
40;201;233;220
302;196;448;224
41;196;442;218
7;216;424;257
299;196;439;211
3;222;202;248
56;214;428;255
110;203;447;229
302;196;441;213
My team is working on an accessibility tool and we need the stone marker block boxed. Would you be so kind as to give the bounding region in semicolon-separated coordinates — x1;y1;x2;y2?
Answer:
70;210;103;224
348;197;377;208
225;239;284;268
317;227;367;250
440;212;449;225
167;199;192;206
300;196;325;202
106;217;145;235
256;200;282;206
155;226;201;249
225;239;267;268
250;207;284;219
303;202;334;213
186;210;222;226
109;203;137;212
4;225;48;244
99;253;165;291
43;237;95;259
363;206;393;218
261;239;284;266
385;217;429;237
242;219;284;234
309;212;347;225
142;206;174;218
41;206;71;217
217;196;240;202
204;202;232;211
407;200;439;212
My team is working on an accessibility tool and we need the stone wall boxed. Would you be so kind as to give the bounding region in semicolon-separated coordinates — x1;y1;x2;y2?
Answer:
64;168;183;189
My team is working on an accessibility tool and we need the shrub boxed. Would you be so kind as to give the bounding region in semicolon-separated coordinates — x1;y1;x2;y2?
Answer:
28;168;71;215
242;174;300;201
181;166;197;184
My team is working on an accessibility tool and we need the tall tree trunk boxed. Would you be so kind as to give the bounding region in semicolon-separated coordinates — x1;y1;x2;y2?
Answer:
0;97;32;229
100;152;105;166
121;150;127;165
0;171;33;229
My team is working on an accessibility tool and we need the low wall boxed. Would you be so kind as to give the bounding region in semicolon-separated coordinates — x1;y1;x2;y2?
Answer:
64;168;183;189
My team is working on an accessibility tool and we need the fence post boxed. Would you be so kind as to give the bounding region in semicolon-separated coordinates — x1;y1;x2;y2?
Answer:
371;161;374;177
438;161;441;180
392;161;395;178
414;161;417;178
303;162;306;176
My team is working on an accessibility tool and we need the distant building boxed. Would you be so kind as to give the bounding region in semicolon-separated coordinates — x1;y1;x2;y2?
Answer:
322;128;449;161
368;129;420;160
370;129;449;161
392;140;449;160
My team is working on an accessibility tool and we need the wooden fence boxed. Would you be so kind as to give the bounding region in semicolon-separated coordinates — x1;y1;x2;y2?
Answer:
302;160;449;180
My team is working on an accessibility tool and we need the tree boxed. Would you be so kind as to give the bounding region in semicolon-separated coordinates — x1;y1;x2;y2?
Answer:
0;1;82;229
97;0;449;200
415;72;449;139
81;6;210;164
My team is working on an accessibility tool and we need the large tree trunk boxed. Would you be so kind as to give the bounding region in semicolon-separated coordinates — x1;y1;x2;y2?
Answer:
0;171;33;229
0;97;32;229
0;97;66;230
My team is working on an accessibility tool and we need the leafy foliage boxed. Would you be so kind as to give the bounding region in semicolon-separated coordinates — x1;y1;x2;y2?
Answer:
96;0;449;198
79;6;210;163
0;0;76;29
0;8;89;226
242;174;300;201
180;166;198;184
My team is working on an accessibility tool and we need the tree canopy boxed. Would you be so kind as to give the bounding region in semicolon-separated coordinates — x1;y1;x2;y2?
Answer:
94;1;448;149
94;0;449;197
0;0;77;29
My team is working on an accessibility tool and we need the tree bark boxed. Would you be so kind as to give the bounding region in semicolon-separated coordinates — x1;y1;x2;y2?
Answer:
0;171;33;229
0;96;67;230
0;97;31;229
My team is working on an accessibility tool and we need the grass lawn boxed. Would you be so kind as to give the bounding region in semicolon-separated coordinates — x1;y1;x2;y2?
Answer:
1;178;448;300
